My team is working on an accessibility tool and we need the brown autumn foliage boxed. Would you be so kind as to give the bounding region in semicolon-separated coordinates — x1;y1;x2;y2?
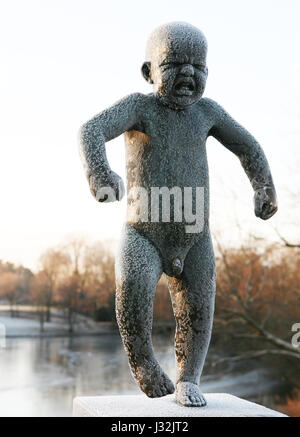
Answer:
30;271;53;330
153;276;174;322
30;271;51;305
215;243;300;346
213;241;300;410
2;238;299;339
38;249;70;321
0;261;32;309
27;238;174;326
82;243;116;313
276;389;300;417
56;273;82;333
0;271;21;316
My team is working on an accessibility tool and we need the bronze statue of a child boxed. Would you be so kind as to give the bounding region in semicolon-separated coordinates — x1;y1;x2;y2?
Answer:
79;22;277;407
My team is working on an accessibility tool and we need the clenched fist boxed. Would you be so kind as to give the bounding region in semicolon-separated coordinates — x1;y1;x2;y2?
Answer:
89;170;125;203
254;186;278;220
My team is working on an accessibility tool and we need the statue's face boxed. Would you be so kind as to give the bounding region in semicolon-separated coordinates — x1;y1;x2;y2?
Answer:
143;23;208;110
152;46;207;109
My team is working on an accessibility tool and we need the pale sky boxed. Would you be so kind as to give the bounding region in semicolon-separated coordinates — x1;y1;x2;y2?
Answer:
0;0;300;270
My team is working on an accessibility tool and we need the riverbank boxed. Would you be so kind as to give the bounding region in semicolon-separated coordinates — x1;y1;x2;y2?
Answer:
0;306;175;338
0;313;119;338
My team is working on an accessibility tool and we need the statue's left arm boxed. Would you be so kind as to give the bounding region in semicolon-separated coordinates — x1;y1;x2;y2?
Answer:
207;99;278;220
79;93;144;202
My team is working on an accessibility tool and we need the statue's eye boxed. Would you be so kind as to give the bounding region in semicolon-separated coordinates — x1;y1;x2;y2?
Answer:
160;63;172;70
194;64;207;72
160;62;180;70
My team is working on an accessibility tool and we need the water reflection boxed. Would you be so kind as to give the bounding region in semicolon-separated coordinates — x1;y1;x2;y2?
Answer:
0;334;177;416
0;334;286;416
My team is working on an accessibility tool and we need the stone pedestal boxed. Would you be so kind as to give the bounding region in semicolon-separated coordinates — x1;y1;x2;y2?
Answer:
73;393;286;417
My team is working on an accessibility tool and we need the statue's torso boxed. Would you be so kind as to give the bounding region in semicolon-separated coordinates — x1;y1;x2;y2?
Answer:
125;95;211;189
123;95;213;267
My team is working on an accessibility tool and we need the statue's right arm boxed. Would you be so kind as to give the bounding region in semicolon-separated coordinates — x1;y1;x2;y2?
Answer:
204;98;278;220
79;93;144;202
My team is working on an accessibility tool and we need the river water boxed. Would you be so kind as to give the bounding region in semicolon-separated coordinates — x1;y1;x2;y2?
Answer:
0;333;284;417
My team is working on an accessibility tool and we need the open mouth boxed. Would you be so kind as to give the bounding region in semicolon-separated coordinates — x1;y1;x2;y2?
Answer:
174;78;195;96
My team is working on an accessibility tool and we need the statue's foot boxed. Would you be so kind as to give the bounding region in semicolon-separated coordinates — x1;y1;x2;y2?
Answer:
135;361;175;398
176;381;207;407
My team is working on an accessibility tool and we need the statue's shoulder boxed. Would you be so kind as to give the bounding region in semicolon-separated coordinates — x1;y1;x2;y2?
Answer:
123;92;155;111
197;97;226;123
134;92;156;107
116;92;146;107
198;97;221;112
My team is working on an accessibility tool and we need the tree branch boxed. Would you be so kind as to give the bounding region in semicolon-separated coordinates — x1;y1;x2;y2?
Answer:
213;349;300;367
220;307;300;355
274;227;300;248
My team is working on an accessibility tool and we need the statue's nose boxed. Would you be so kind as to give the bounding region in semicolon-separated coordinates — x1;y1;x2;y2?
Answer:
180;64;194;76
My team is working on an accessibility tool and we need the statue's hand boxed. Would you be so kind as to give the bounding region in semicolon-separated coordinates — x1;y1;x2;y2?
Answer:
254;186;278;220
88;170;125;203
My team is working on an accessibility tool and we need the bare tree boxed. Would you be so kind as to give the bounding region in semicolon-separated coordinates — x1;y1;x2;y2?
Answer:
214;238;300;367
0;272;21;316
82;242;116;321
274;227;300;249
38;249;70;321
153;275;174;323
56;273;81;333
62;237;87;274
30;272;51;332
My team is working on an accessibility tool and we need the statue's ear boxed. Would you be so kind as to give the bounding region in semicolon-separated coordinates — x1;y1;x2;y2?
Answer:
141;62;153;84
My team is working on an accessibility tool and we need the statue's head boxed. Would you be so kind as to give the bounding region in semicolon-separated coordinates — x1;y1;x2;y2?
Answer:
142;22;208;110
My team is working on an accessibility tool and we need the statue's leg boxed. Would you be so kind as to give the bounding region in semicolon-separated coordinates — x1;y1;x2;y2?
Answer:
167;229;216;407
115;224;175;398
